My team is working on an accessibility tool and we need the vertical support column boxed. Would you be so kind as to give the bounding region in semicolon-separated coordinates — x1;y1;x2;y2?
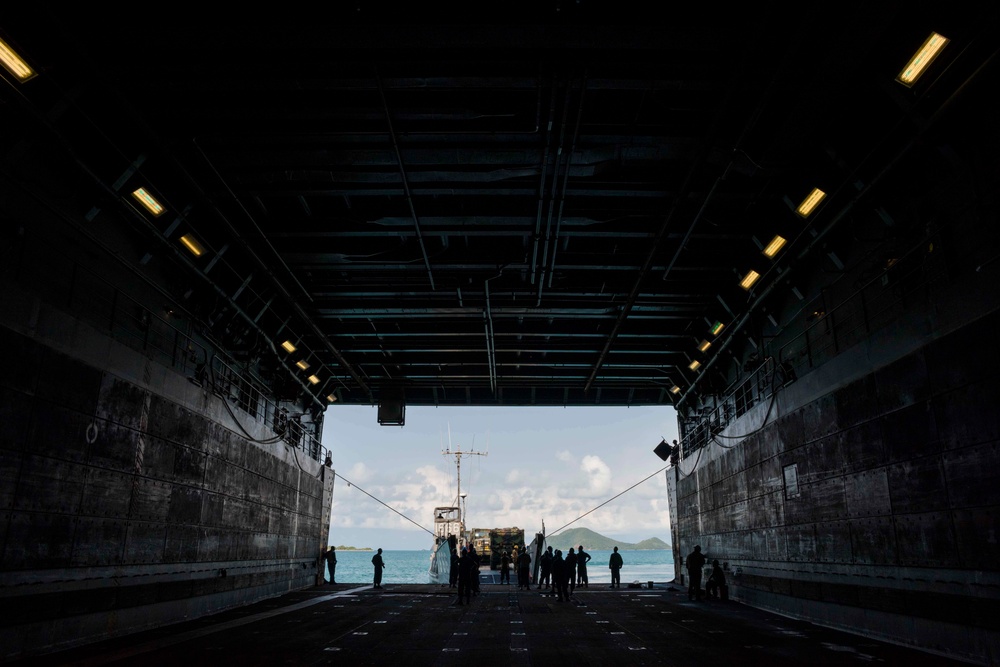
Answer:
318;464;336;585
665;465;682;585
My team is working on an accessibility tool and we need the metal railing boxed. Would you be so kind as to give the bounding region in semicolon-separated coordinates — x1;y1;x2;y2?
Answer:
679;357;776;455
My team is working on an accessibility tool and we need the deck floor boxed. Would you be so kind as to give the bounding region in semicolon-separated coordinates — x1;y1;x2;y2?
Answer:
12;581;972;666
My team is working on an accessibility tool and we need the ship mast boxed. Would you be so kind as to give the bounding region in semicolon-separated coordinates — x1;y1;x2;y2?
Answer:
442;430;487;545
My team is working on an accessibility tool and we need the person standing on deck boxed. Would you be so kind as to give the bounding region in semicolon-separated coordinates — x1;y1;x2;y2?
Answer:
609;546;624;588
538;546;553;590
449;540;460;588
324;546;337;584
456;547;474;605
706;559;727;600
576;545;591;588
469;545;481;596
517;547;532;590
565;547;578;596
500;550;512;584
685;545;706;600
551;549;568;601
372;548;385;589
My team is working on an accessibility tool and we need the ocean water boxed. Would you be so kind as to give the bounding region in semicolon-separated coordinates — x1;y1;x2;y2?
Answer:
325;549;675;585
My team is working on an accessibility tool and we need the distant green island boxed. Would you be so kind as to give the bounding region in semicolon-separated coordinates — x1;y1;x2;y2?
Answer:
333;546;372;551
543;527;670;552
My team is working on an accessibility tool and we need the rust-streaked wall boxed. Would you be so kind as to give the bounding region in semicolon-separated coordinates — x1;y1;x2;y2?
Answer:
0;290;334;661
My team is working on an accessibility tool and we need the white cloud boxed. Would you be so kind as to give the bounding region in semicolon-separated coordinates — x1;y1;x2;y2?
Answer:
580;455;611;495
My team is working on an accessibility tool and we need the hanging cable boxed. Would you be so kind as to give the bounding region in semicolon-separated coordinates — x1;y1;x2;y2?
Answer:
547;464;670;537
334;471;435;537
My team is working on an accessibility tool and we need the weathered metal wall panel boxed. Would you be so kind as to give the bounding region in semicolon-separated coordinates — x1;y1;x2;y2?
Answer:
668;309;1000;664
0;317;329;660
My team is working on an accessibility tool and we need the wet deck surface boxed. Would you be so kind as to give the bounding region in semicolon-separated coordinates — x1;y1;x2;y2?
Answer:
13;581;972;666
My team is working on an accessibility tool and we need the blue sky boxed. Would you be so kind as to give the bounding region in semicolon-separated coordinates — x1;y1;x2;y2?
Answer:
322;404;679;550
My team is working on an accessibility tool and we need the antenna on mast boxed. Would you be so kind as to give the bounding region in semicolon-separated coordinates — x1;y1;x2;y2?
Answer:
442;433;488;530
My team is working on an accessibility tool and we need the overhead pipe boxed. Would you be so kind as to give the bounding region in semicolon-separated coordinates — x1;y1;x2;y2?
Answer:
546;72;588;291
376;67;436;291
536;76;574;305
530;77;559;286
484;268;504;394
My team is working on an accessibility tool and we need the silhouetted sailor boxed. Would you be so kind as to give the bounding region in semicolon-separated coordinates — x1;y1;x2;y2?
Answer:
517;547;532;590
609;546;623;588
372;548;385;589
686;545;706;600
456;547;474;605
565;547;578;595
538;546;553;590
576;545;591;587
706;559;727;600
551;549;569;601
324;546;337;584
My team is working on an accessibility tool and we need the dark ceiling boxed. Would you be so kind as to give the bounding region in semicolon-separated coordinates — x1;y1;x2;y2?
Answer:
2;3;997;411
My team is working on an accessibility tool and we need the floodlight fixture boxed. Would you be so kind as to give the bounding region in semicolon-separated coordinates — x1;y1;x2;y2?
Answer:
0;37;36;82
740;270;761;290
763;235;787;258
179;234;204;257
132;187;165;217
796;188;826;218
897;32;949;87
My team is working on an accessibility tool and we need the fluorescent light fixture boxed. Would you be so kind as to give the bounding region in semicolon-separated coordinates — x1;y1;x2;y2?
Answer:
740;270;761;290
710;321;725;336
697;339;712;352
763;235;787;258
179;234;204;256
281;340;297;353
897;32;949;87
132;187;165;217
796;188;826;218
670;385;681;394
688;360;701;371
296;359;310;370
308;374;320;385
0;37;36;82
327;393;338;403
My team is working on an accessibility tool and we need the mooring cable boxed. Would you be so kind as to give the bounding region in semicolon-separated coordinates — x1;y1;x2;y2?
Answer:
547;464;670;538
333;471;435;536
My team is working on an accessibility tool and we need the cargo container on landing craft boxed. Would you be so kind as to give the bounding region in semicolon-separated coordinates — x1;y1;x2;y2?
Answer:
488;527;525;570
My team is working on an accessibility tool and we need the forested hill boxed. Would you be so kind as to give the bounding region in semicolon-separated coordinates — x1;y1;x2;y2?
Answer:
544;527;670;551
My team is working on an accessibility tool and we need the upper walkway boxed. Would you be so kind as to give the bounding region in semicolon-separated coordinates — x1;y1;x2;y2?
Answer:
11;581;973;666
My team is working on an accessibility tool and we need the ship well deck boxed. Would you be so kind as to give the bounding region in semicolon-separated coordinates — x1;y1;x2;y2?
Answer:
10;581;971;666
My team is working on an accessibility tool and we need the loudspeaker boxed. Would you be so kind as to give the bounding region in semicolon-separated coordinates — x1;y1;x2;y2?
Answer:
653;439;671;461
378;399;405;425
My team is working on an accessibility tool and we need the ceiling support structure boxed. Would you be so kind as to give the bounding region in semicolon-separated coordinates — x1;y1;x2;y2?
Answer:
531;78;559;287
377;67;436;291
545;73;588;291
